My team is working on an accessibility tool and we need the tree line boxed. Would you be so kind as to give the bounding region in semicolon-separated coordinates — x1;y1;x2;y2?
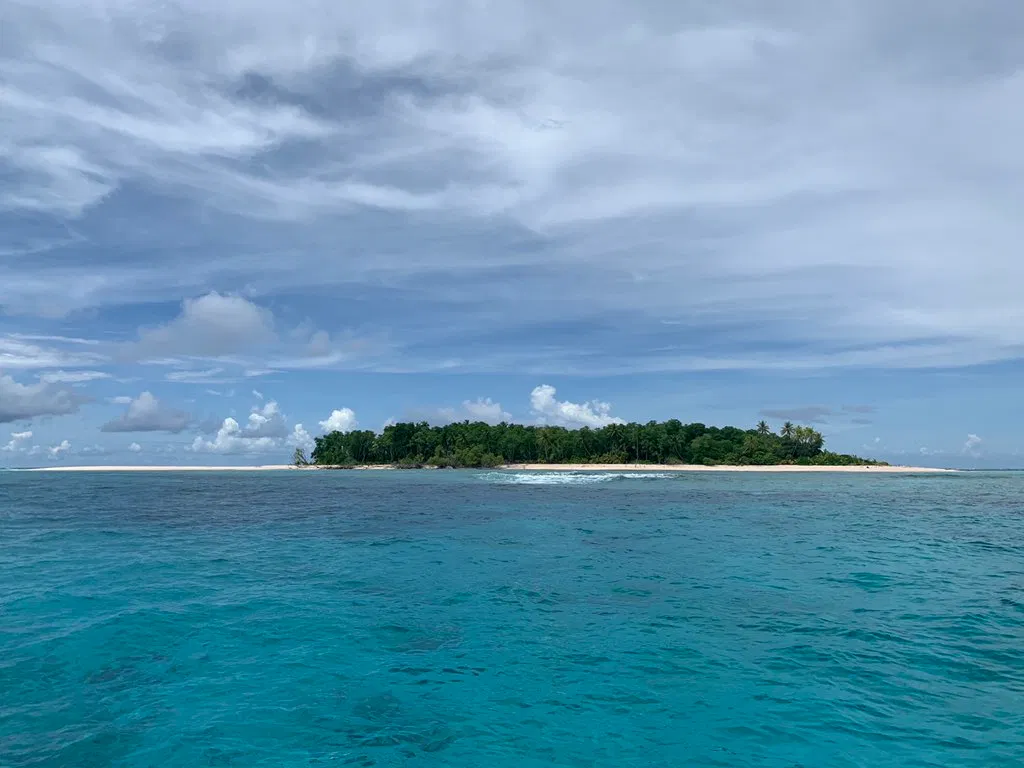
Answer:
303;418;884;468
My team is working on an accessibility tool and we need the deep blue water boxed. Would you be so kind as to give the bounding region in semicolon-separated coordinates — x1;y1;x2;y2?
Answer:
1;470;1022;767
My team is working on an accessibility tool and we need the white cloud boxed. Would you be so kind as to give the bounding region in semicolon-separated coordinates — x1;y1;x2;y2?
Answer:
963;434;983;456
252;389;264;400
109;395;133;405
0;374;86;423
1;1;1023;376
287;423;314;452
189;417;276;454
244;400;289;438
129;292;275;360
434;397;513;425
0;336;105;370
319;408;358;433
129;442;142;452
101;391;191;433
48;440;71;459
2;430;33;452
530;384;625;428
164;368;233;384
38;370;111;384
461;397;512;424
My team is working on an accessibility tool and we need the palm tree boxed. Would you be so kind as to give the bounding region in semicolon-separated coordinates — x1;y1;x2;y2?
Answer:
756;420;771;435
781;421;795;439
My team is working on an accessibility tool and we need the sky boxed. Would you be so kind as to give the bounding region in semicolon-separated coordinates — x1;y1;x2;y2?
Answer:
2;0;1023;469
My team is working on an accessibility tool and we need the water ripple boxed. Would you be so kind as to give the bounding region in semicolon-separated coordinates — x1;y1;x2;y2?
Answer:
1;470;1022;766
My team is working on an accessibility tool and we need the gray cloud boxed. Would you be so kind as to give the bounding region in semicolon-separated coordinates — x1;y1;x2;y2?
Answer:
842;405;877;414
100;391;192;433
2;1;1024;374
127;293;275;360
0;374;86;423
760;406;833;424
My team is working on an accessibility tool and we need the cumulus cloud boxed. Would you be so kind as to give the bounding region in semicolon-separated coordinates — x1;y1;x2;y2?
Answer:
48;440;71;459
0;374;86;423
963;434;983;456
101;391;191;433
288;423;314;452
129;442;142;452
129;293;275;360
431;397;513;426
244;400;289;438
189;417;277;454
319;408;358;433
2;430;33;452
190;398;303;454
530;384;624;428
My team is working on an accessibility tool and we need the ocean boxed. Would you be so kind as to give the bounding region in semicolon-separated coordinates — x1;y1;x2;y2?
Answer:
1;470;1021;767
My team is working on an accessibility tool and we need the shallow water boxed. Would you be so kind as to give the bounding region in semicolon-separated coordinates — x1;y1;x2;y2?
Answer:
1;470;1022;766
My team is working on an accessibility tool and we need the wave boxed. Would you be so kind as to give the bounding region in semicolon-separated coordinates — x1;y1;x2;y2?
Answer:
479;471;674;485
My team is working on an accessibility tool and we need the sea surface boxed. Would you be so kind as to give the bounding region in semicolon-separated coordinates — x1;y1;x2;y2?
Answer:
1;470;1022;767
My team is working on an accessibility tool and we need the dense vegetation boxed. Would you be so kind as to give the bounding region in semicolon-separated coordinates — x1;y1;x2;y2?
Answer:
309;419;884;468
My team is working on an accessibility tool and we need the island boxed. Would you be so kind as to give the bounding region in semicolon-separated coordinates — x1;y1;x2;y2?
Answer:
302;419;892;469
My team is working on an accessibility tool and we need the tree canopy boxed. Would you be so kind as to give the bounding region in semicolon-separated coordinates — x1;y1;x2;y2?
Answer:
311;419;884;468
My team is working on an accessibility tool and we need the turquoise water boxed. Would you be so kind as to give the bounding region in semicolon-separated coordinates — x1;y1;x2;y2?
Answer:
1;470;1022;767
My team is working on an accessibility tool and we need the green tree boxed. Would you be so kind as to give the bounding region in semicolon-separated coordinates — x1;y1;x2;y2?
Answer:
756;420;771;435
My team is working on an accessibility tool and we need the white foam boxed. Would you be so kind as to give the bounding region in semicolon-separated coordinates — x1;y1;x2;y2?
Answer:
480;471;674;485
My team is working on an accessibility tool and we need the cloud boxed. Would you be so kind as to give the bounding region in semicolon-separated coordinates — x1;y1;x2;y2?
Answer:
164;368;234;384
252;389;264;400
129;442;142;452
38;370;111;384
1;0;1024;379
1;336;105;370
244;400;289;438
319;408;358;433
431;397;513;426
963;434;983;456
129;293;275;360
288;424;314;452
759;407;833;424
0;374;86;423
530;384;624;428
842;405;877;414
2;430;33;452
109;395;133;405
48;440;71;459
100;391;192;433
189;418;277;454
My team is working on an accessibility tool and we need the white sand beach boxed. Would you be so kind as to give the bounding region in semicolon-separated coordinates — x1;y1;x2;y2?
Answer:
26;465;301;472
26;463;954;473
503;463;954;473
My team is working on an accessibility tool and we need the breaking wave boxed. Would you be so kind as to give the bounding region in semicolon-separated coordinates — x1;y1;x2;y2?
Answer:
479;471;674;485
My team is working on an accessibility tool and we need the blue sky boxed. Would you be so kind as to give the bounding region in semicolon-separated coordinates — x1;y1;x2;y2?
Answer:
2;0;1023;468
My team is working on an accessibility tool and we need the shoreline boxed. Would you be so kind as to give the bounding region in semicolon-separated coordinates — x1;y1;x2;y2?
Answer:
22;463;954;473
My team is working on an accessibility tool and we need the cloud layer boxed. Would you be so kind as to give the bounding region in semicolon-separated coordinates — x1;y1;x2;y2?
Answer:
0;375;85;423
1;0;1022;375
101;392;192;433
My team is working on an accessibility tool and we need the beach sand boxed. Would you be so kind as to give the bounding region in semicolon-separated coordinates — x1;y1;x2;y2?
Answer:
26;463;953;473
505;463;954;473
